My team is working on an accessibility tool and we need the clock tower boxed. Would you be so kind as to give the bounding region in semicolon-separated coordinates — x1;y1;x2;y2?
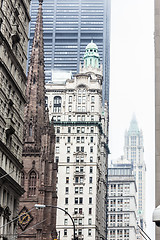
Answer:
17;0;57;239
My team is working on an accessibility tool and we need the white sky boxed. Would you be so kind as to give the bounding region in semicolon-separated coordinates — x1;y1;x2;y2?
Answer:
109;0;155;239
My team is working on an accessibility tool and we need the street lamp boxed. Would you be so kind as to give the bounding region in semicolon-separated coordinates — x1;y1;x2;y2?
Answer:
35;204;78;240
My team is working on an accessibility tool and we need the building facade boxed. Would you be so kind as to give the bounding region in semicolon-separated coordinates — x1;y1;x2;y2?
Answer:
17;1;57;239
155;0;160;239
29;0;111;103
46;42;109;240
0;0;30;239
123;115;146;230
107;161;137;240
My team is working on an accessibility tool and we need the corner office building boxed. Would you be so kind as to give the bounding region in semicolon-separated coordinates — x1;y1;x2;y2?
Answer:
46;42;109;239
29;0;111;103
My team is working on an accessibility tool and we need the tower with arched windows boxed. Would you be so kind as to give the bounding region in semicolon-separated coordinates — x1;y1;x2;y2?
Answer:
18;1;57;239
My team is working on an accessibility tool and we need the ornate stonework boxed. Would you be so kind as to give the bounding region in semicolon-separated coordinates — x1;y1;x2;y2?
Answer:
17;1;57;239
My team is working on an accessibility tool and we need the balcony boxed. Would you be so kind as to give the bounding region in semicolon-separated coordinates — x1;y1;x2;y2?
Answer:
5;117;15;135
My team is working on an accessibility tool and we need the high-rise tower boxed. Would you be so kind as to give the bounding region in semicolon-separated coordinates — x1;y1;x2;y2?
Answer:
28;0;111;103
46;41;109;240
124;115;146;230
18;1;57;239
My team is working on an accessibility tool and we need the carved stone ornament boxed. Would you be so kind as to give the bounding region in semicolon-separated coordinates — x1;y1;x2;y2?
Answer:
18;206;33;231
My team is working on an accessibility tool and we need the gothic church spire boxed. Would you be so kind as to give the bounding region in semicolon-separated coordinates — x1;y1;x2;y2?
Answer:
24;0;46;145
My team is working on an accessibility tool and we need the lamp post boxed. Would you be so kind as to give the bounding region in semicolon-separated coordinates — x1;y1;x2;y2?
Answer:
35;204;77;240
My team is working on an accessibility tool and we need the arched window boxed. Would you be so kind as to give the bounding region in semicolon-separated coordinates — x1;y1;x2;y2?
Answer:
53;96;62;113
29;124;32;137
21;172;24;187
28;171;36;196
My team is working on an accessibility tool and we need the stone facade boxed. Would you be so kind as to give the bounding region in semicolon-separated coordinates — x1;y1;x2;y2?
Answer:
17;1;57;239
0;0;30;239
107;161;137;240
155;0;160;239
46;41;109;240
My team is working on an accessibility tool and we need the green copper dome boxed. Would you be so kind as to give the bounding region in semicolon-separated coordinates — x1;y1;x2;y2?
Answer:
84;40;100;69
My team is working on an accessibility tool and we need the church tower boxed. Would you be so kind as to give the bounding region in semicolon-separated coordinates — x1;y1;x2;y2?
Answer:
18;0;57;239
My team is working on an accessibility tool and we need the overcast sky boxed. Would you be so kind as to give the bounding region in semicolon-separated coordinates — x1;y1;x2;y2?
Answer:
109;0;155;238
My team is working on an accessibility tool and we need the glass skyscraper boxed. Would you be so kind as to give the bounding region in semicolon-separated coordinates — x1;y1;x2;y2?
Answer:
28;0;111;102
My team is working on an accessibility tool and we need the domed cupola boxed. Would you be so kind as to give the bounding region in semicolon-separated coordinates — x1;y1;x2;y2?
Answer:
84;40;100;69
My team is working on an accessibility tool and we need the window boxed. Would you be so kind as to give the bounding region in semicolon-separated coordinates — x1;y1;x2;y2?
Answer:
68;137;71;143
75;198;78;204
56;156;59;163
90;146;93;153
79;219;82;225
89;208;92;214
79;197;83;204
74;208;78;214
68;115;71;121
29;171;37;196
64;229;67;236
67;156;70;163
88;218;92;225
67;147;70;153
56;137;60;143
90;157;93;162
82;115;85;121
68;127;71;133
68;105;72;112
57;116;61;121
81;147;84;152
53;96;61;112
90;167;93;173
21;172;24;187
77;115;81;121
91;96;95;103
91;127;94;133
81;137;84;143
91;106;94;112
66;177;69;183
79;187;83;194
69;96;72;103
88;229;92;236
65;187;69;194
57;127;60;133
75;187;78;194
89;187;92;194
81;127;85;133
56;147;59;153
91;115;94;121
77;137;80;143
77;127;80;133
82;106;86;112
90;137;93;143
89;177;93;184
89;198;92;204
66;167;70;174
65;198;68;204
64;219;68;225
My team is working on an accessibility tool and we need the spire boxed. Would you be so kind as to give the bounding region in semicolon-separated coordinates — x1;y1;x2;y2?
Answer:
128;114;139;134
83;40;100;69
24;0;46;145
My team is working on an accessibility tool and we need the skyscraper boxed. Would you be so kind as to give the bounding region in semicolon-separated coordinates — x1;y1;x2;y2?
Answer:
124;115;146;230
28;0;111;103
46;41;109;240
155;0;160;239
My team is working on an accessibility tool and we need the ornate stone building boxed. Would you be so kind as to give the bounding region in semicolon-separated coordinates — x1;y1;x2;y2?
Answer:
17;0;57;239
46;41;109;240
0;0;30;239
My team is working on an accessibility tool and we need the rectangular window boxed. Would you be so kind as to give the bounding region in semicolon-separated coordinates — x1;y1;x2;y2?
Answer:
88;218;92;225
66;167;70;174
89;198;92;204
68;115;71;121
82;106;86;112
64;229;67;236
64;219;68;225
89;177;93;184
81;137;84;143
74;208;78;214
75;187;78;194
90;137;93;143
67;157;70;163
90;146;93;153
79;197;83;204
68;106;72;112
81;147;84;152
89;208;92;214
68;127;71;133
77;137;80;143
65;187;69;194
57;127;60;133
77;127;80;133
69;96;72;103
82;115;85;121
79;187;83;194
67;147;70;153
81;127;85;133
89;187;92;194
91;127;94;133
56;147;59;153
65;198;68;204
90;167;93;173
56;137;60;143
55;156;59;163
88;229;92;236
91;96;95;103
77;115;81;121
91;115;94;121
66;177;69;183
57;116;61;121
90;156;93;162
91;106;94;112
68;137;71;143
